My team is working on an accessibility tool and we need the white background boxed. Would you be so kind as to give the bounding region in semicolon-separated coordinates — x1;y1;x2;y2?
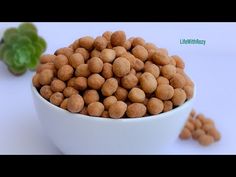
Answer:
0;22;236;154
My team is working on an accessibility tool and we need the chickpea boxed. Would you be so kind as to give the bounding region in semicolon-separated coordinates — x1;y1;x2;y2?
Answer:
71;39;80;50
114;86;128;101
75;48;90;61
144;43;158;51
140;72;157;93
169;57;176;66
128;88;145;103
112;57;131;77
36;63;56;75
123;40;131;50
80;107;88;115
68;53;84;69
163;100;173;112
101;111;109;118
63;87;78;97
196;114;206;124
179;128;191;140
203;118;215;126
171;55;185;69
132;45;148;62
192;129;205;140
40;54;56;64
161;64;176;80
67;94;84;113
87;74;105;90
55;47;73;58
130;68;136;75
147;98;164;115
121;52;136;68
39;69;54;85
202;124;215;133
90;49;101;58
131;37;145;47
51;79;66;92
183;85;194;99
60;98;68;110
87;102;104;117
110;30;126;47
32;73;41;88
101;78;118;96
170;73;186;89
94;36;108;51
75;64;91;77
57;65;74;81
133;58;144;72
50;92;64;106
102;63;113;79
135;72;142;80
74;77;87;91
107;42;113;49
40;85;53;100
121;73;138;89
108;101;127;118
198;134;214;146
79;36;94;50
83;90;99;105
144;63;160;78
53;54;68;70
87;57;103;73
190;109;196;117
113;46;126;57
171;88;187;106
194;119;202;129
102;31;112;41
156;76;169;85
185;121;195;132
126;103;146;118
100;49;116;63
155;84;174;100
207;128;221;141
152;52;170;66
103;96;117;110
67;77;76;88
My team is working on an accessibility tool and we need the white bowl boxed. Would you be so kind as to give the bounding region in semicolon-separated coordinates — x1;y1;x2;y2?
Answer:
31;84;195;154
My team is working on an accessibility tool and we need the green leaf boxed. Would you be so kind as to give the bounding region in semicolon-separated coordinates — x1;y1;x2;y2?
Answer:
18;23;37;33
14;47;32;66
4;33;20;45
3;28;18;42
8;65;27;75
3;49;15;66
18;29;38;42
27;55;39;70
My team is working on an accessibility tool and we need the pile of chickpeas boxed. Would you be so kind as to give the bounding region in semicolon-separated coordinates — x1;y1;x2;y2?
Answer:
179;109;221;146
32;30;194;119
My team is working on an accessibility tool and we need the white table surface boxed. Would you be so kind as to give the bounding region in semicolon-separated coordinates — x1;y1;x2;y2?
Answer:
0;22;236;154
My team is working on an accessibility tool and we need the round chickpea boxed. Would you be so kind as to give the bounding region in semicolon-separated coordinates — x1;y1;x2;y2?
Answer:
156;76;169;85
133;58;144;72
68;53;84;69
132;37;145;47
171;88;187;106
100;49;116;63
140;72;157;93
179;128;192;140
101;111;109;118
123;40;131;50
87;74;105;90
60;98;68;110
101;63;113;79
63;87;78;97
112;57;131;77
132;45;148;62
155;84;174;100
171;55;185;69
144;63;160;78
192;129;205;140
55;47;73;58
128;88;145;103
40;85;53;100
67;94;84;113
147;98;164;115
83;90;99;105
50;92;64;106
32;73;41;88
126;103;146;118
198;134;214;146
57;65;74;81
51;79;66;92
87;102;104;117
113;46;126;57
74;77;87;91
40;54;56;64
110;31;126;47
79;36;94;50
87;57;103;73
161;64;176;79
183;85;194;99
108;101;127;118
90;49;101;58
101;78;118;96
75;48;90;61
75;64;91;77
163;101;173;112
121;73;138;89
114;86;128;101
102;31;112;41
170;73;186;89
39;69;54;85
152;52;170;66
103;96;117;110
94;36;108;51
53;54;68;70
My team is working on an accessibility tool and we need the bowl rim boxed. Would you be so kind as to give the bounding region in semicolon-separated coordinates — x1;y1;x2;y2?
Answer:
31;83;196;122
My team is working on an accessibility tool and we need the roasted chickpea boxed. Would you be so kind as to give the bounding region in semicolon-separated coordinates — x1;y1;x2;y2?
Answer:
103;96;117;110
128;88;145;103
121;73;138;89
68;53;84;69
132;37;145;47
172;55;185;69
57;65;74;81
152;52;170;66
87;57;103;73
110;31;126;47
114;86;128;101
75;48;90;61
94;36;108;51
67;94;84;113
39;69;54;85
112;57;131;77
79;36;94;50
183;85;194;99
40;54;56;64
156;76;169;85
147;98;164;115
87;102;104;117
75;64;91;77
83;89;99;105
90;49;101;58
163;101;173;112
113;46;126;57
87;74;105;90
100;49;116;63
32;73;41;88
170;73;186;89
40;85;53;100
144;63;160;78
155;84;174;100
179;128;192;140
74;77;87;91
50;92;64;106
51;79;66;92
160;64;176;79
132;45;148;62
101;78;118;96
102;31;112;41
140;72;157;93
101;111;109;118
36;63;56;74
121;52;136;68
108;101;127;118
55;47;73;58
63;87;78;97
126;103;146;118
171;88;187;106
198;134;214;146
102;63;113;79
123;40;131;50
133;58;144;72
60;98;68;110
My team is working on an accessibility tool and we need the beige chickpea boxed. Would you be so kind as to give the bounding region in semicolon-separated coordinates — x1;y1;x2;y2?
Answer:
40;54;56;64
107;42;113;49
32;73;41;88
87;74;105;90
36;63;56;75
101;111;109;118
102;63;113;79
75;48;90;61
207;128;221;141
110;31;126;47
39;69;54;85
67;77;76;88
133;58;144;72
87;57;103;73
198;134;214;146
185;121;195;132
155;84;174;100
169;57;176;66
53;54;68;70
103;96;117;110
87;102;104;117
131;37;145;47
152;52;170;66
63;87;78;97
68;53;84;69
140;72;157;93
171;55;185;69
71;39;80;50
51;79;66;92
108;101;127;118
55;47;74;58
156;76;169;85
170;73;186;89
194;119;202;129
57;65;74;81
144;43;158;51
171;88;187;106
179;128;192;140
79;36;94;50
192;129;205;140
113;46;126;57
183;85;194;99
147;98;164;115
202;124;215;133
50;92;64;106
123;40;131;50
60;98;68;110
100;49;116;63
75;64;91;77
114;86;128;101
113;57;131;77
126;103;146;118
161;64;176;79
135;72;142;80
128;88;145;103
80;107;88;115
40;85;53;100
163;100;173;112
101;78;118;96
67;94;84;113
132;45;148;62
90;49;101;58
102;31;112;41
74;77;87;91
144;63;160;78
94;36;108;51
121;52;136;68
121;73;138;89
